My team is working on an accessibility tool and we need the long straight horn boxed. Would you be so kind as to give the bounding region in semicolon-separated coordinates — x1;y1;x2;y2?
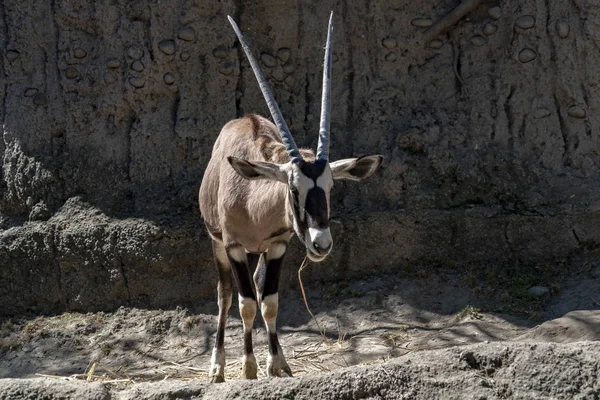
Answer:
316;12;334;162
227;16;302;162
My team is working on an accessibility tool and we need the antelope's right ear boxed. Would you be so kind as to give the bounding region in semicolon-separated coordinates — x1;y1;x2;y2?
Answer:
228;157;288;183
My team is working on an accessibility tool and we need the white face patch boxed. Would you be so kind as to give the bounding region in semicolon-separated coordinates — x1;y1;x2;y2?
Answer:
291;164;314;222
315;166;333;215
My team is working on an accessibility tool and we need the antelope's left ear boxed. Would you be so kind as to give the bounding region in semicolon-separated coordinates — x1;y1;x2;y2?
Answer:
228;157;288;183
330;155;383;181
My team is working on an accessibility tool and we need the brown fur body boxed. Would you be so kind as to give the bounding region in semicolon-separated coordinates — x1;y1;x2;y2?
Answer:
199;114;313;253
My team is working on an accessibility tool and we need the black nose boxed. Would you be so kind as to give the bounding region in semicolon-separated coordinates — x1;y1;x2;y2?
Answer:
313;241;332;255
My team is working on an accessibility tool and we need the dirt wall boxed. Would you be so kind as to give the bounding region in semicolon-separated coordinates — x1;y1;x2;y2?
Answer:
1;0;599;315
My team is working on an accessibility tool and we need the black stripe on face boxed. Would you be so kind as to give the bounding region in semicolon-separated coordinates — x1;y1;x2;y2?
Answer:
305;187;328;228
299;158;327;179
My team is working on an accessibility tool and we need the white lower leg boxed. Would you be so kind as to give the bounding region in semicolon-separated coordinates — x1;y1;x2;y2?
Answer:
239;295;258;379
261;293;292;377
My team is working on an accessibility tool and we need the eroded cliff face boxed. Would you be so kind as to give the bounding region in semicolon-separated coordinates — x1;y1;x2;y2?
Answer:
0;0;598;315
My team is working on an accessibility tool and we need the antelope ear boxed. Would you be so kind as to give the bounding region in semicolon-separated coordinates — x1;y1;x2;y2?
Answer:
228;157;288;183
330;155;383;181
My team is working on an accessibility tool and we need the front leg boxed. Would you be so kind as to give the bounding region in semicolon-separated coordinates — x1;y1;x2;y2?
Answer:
226;245;259;380
254;241;292;377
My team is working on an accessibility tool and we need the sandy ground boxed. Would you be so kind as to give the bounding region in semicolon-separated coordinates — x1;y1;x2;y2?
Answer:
1;265;598;387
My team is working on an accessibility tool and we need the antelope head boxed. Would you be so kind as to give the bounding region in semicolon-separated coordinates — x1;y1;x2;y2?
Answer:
227;13;383;262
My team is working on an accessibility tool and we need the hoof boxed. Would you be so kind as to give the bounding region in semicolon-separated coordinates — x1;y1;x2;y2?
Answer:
242;355;258;379
210;374;225;383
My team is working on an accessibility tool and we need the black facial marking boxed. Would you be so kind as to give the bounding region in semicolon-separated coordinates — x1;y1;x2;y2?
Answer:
305;187;328;228
299;158;327;181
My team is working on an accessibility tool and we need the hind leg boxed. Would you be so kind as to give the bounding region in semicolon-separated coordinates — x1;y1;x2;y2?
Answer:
254;241;292;377
209;240;232;383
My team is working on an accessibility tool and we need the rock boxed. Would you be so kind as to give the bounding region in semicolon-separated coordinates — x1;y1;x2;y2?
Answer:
528;286;550;297
261;53;277;67
129;77;145;88
382;37;397;49
177;26;196;41
516;15;535;29
106;58;121;68
127;45;144;60
24;88;38;97
385;52;397;62
65;66;79;79
131;60;144;72
567;105;586;118
163;73;175;85
518;48;537;63
429;39;443;49
218;61;234;76
483;23;498;35
271;65;285;82
284;75;295;88
33;93;48;106
556;21;570;38
471;35;486;46
212;45;228;59
488;6;502;20
282;62;295;74
534;108;551;119
159;40;176;55
103;72;116;84
73;48;87;58
277;47;291;62
180;51;190;62
411;18;433;27
6;49;19;61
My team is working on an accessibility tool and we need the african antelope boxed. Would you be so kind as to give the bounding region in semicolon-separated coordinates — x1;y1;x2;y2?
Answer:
199;12;382;382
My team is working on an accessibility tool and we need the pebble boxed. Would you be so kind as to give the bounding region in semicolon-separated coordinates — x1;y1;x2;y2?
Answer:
178;26;196;41
127;45;144;60
180;51;191;62
261;53;277;67
6;50;19;61
212;45;228;59
528;286;549;297
471;35;486;46
104;72;116;84
411;18;433;27
429;39;443;49
518;48;537;63
488;6;502;20
382;37;397;49
271;65;285;81
277;47;291;62
483;23;498;35
65;66;78;79
159;40;176;55
33;93;48;106
218;61;234;75
534;108;551;119
106;58;121;68
284;75;295;88
516;15;535;29
556;21;570;38
131;60;144;72
129;77;145;88
567;105;586;118
24;88;38;97
385;52;397;62
282;62;295;74
74;48;87;58
163;73;175;85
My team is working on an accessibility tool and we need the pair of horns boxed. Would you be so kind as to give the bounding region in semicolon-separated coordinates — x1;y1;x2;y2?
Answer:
228;12;333;162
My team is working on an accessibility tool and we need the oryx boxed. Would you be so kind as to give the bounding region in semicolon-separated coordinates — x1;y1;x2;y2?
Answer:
199;12;382;382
